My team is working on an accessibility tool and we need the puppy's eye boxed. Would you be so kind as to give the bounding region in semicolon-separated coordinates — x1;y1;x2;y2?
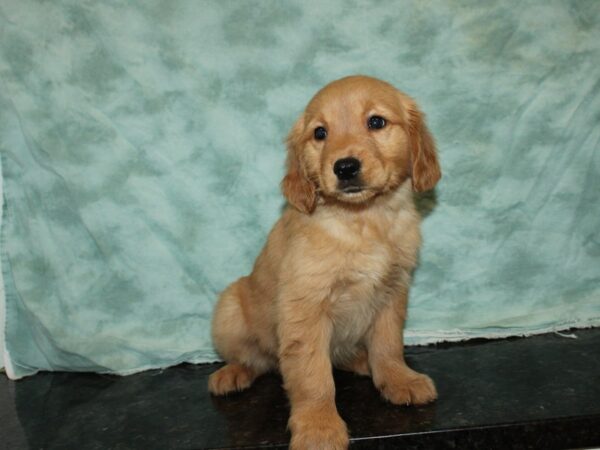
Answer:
314;126;327;141
367;115;386;130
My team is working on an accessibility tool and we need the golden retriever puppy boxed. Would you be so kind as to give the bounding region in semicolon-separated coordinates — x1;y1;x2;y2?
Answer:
208;75;441;449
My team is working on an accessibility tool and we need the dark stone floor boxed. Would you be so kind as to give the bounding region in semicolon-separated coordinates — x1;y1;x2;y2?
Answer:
1;329;599;449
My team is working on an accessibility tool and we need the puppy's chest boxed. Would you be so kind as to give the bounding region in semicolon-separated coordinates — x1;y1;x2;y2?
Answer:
327;247;390;321
331;243;391;296
324;222;402;329
322;245;398;363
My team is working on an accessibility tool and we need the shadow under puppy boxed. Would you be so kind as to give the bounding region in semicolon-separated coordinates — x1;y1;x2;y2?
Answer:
209;75;441;450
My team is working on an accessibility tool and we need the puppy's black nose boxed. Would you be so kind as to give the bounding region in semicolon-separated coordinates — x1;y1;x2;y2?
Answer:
333;157;361;181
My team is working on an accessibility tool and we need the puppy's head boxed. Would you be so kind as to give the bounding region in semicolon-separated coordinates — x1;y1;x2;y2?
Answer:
282;75;441;213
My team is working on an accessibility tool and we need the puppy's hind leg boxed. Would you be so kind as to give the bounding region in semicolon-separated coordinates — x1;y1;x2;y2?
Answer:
209;277;274;395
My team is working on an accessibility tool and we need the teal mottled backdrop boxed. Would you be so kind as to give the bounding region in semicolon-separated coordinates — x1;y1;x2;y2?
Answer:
1;1;599;378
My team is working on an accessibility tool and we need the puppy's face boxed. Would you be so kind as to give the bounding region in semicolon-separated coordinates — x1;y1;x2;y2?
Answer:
283;76;441;213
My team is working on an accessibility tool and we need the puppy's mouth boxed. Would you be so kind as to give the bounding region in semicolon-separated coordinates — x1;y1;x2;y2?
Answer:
337;178;364;194
334;180;376;203
340;185;364;194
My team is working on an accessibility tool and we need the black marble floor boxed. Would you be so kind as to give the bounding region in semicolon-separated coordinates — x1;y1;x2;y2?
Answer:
1;329;599;449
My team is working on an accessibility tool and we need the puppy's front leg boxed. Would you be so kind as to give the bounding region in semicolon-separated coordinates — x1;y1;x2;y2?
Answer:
278;297;348;450
368;295;437;406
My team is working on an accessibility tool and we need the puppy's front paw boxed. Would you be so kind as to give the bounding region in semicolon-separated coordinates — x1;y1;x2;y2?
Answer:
376;365;437;406
289;409;349;450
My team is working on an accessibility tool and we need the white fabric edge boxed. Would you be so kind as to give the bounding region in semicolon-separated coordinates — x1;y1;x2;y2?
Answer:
1;155;22;380
3;320;598;379
88;318;600;378
0;155;5;373
404;317;600;345
63;319;600;379
3;348;18;379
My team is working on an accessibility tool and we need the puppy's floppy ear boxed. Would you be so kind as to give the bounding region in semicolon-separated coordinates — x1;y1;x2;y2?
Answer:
405;100;441;192
281;115;317;214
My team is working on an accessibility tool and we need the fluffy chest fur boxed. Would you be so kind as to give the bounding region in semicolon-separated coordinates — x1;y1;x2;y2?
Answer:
325;231;395;361
295;185;421;362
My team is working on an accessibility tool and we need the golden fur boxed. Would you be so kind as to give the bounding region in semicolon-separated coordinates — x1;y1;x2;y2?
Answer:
208;75;441;449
